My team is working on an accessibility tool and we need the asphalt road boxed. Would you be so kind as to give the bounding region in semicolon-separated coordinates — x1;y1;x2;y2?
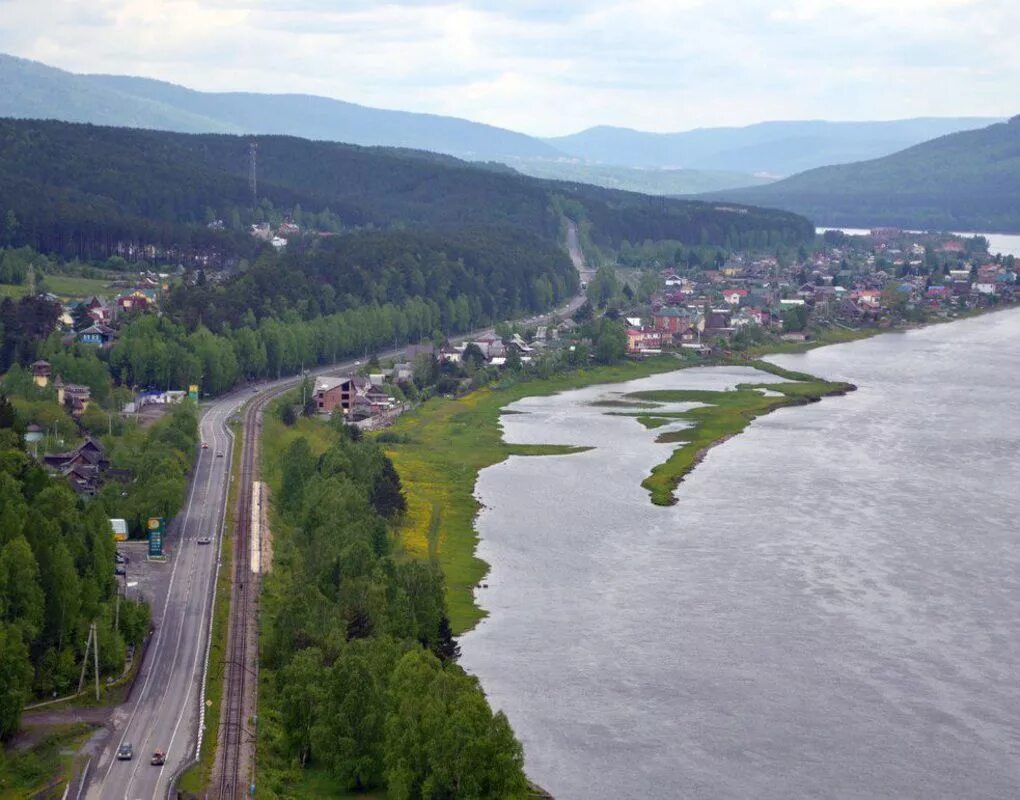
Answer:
83;393;240;800
79;254;588;799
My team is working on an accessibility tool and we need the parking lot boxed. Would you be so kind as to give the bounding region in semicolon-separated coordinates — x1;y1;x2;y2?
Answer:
114;541;172;616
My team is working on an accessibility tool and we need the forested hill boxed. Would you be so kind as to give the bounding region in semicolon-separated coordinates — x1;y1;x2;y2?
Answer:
704;116;1020;232
0;117;814;262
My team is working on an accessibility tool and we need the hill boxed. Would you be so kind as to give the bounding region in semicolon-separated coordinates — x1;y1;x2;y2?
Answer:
506;159;774;195
0;117;815;263
546;118;1003;176
0;52;561;162
704;116;1020;233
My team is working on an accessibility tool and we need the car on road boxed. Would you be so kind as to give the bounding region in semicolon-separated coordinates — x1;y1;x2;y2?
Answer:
197;536;212;545
116;743;133;760
216;451;224;458
201;442;209;449
150;750;166;766
114;565;126;576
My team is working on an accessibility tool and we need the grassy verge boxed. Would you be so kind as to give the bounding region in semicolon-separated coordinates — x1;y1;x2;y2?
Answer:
383;356;684;633
177;416;242;796
0;723;93;800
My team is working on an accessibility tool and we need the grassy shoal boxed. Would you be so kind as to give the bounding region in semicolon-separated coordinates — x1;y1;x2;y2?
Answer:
382;356;689;634
622;360;853;505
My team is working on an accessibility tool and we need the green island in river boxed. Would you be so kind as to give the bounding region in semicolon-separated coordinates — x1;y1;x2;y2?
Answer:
382;354;853;634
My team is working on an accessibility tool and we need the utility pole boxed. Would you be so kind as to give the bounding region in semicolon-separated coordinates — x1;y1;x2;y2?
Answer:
77;623;92;695
77;622;101;700
94;622;100;700
249;142;258;207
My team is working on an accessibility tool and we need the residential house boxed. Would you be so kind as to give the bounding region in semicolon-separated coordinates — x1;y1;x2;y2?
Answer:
472;335;505;359
44;437;111;496
31;359;51;387
626;328;663;354
116;290;154;313
77;323;116;346
313;375;394;417
82;296;115;326
54;376;91;416
439;344;464;363
722;288;748;306
653;307;693;335
391;362;414;383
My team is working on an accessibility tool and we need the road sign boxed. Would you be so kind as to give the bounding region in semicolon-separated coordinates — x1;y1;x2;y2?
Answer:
147;517;165;557
188;384;199;401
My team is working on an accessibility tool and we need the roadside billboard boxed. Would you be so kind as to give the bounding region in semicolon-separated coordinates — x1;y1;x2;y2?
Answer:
188;384;199;402
110;518;128;542
147;516;165;557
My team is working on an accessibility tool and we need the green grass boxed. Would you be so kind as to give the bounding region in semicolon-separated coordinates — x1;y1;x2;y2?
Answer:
0;723;93;800
42;274;114;299
624;360;854;505
177;418;242;796
0;274;115;301
383;356;684;633
0;283;30;299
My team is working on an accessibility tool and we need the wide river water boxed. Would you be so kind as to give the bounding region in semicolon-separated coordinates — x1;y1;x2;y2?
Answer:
460;308;1020;799
816;227;1020;258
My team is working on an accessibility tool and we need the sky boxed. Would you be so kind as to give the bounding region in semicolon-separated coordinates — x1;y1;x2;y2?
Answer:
0;0;1017;137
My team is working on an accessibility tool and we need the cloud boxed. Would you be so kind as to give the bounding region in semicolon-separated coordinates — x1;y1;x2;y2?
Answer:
0;0;1016;135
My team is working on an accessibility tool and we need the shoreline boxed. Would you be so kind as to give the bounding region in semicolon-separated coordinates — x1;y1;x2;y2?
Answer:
384;303;1020;634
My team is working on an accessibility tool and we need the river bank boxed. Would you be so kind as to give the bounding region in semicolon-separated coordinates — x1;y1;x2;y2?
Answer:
458;306;1020;799
383;356;684;633
383;351;852;631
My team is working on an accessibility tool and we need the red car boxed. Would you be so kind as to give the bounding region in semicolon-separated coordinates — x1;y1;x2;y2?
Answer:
201;442;209;449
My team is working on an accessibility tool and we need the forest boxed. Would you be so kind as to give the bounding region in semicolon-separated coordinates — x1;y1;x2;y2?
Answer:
259;414;525;798
709;115;1020;232
0;395;165;740
165;227;578;333
0;118;814;264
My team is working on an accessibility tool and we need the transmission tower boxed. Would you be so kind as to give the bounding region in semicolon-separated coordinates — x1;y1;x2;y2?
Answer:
248;142;258;206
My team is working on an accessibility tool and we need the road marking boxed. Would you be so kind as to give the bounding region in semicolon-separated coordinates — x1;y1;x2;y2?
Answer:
94;440;207;800
160;406;234;794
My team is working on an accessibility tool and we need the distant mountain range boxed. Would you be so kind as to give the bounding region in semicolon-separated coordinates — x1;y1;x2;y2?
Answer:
0;52;1004;197
544;118;1004;177
0;52;561;162
705;116;1020;233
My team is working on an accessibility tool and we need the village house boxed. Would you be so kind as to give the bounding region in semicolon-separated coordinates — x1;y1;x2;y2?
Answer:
77;323;116;346
116;288;157;313
43;437;110;497
722;288;748;306
31;359;51;387
313;375;395;418
472;334;505;359
626;328;663;354
439;344;464;363
54;376;91;416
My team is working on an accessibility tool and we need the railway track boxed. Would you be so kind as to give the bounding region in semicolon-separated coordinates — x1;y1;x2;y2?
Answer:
215;388;274;799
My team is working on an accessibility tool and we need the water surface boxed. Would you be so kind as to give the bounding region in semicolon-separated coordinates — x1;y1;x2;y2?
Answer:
461;310;1020;799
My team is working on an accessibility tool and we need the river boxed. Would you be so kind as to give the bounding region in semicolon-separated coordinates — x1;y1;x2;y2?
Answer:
817;227;1020;258
460;309;1020;799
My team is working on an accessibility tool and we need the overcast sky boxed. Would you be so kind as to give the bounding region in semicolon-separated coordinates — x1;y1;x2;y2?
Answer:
1;0;1017;136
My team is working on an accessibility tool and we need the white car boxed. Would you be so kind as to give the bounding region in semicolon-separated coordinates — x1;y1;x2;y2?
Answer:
197;536;212;545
